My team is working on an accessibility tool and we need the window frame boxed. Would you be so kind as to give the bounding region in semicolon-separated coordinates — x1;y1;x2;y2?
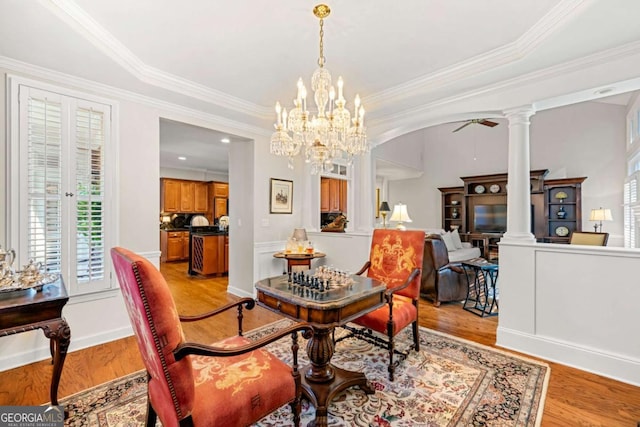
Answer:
7;75;120;298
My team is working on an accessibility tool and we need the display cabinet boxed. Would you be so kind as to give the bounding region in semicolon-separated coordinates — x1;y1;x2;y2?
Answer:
438;186;465;232
543;177;586;243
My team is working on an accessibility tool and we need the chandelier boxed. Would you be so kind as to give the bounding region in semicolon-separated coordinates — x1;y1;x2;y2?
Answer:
270;4;368;174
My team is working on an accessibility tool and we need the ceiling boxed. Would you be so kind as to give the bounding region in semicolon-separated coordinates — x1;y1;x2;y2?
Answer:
159;119;251;173
3;1;640;174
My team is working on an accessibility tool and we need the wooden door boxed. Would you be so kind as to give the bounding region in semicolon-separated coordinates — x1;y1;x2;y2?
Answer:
214;197;228;218
320;178;330;212
194;182;208;212
162;179;181;213
180;181;195;212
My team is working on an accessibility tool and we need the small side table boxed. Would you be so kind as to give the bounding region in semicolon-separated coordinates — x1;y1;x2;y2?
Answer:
0;277;70;409
273;252;326;275
462;258;499;317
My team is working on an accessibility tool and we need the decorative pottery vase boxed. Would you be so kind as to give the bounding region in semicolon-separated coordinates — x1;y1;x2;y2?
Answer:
557;206;567;219
452;208;459;219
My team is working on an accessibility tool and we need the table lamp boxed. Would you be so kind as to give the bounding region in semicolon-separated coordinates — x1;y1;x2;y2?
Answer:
389;203;412;230
379;201;391;228
589;207;612;232
291;228;308;242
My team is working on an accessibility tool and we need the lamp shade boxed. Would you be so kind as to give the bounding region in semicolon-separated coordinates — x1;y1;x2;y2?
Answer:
291;228;308;241
389;203;412;230
589;208;612;222
379;201;391;213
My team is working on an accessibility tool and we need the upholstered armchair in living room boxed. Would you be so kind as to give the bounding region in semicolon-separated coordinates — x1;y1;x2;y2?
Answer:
341;229;425;381
420;234;472;306
111;247;313;427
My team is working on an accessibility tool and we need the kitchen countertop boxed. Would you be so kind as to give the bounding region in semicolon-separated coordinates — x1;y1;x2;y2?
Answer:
190;231;228;236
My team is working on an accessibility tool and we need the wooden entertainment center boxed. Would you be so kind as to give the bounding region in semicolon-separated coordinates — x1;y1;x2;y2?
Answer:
440;170;586;253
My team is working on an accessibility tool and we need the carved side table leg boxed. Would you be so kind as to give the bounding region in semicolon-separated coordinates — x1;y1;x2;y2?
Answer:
42;318;71;407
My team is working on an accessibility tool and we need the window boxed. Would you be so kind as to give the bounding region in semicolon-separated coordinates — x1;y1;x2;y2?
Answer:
9;77;116;296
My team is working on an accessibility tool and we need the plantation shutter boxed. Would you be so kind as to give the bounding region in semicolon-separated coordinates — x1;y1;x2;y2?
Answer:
74;105;106;284
17;84;113;295
23;92;65;276
624;172;639;248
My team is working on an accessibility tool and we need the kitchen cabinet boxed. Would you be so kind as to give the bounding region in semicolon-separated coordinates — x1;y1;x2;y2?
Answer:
191;234;227;276
320;178;330;212
214;197;228;218
194;182;208;212
161;178;209;213
180;181;195;212
213;182;229;198
224;235;229;273
210;181;229;220
320;177;347;213
160;230;189;262
161;179;181;213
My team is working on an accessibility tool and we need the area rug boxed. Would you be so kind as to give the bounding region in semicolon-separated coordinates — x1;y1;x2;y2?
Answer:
60;320;549;426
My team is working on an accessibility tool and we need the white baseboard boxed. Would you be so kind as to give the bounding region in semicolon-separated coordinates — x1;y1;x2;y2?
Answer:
0;325;134;372
497;326;640;387
227;285;254;299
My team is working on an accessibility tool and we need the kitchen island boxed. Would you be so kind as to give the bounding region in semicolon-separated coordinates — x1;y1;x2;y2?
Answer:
188;229;229;276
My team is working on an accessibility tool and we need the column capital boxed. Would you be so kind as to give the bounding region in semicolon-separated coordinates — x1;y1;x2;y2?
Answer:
503;105;536;125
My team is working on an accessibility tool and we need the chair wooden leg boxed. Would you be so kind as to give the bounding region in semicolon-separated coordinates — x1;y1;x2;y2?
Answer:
145;393;157;427
387;320;395;382
290;396;301;427
412;320;420;352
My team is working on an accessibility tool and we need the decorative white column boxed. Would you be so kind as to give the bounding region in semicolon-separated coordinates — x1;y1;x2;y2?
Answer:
502;106;536;243
300;162;321;232
352;151;375;232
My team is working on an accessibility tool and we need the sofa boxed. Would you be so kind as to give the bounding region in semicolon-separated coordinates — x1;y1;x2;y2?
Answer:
420;233;480;306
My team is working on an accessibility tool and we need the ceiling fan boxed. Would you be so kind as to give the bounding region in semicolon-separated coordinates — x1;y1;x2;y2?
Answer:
452;119;499;133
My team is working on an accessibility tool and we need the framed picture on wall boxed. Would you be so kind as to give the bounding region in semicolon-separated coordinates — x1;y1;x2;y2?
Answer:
270;178;293;214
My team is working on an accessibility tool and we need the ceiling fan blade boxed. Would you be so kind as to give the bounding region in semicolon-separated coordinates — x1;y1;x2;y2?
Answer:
478;119;499;128
452;121;472;133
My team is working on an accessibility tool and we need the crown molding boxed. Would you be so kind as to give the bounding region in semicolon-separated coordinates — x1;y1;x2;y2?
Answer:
42;0;272;120
370;38;640;141
43;0;591;125
0;55;271;139
364;0;592;107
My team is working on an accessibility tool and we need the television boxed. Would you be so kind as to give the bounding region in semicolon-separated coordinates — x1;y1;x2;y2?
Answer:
474;205;507;233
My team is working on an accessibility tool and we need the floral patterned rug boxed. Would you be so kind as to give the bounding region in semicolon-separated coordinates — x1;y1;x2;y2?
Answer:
60;320;549;426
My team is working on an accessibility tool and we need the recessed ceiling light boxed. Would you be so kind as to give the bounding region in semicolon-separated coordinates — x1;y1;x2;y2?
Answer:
221;138;230;144
178;156;186;160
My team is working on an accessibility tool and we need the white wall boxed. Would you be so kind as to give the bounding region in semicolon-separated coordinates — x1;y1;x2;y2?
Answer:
498;241;640;386
379;101;627;245
0;63;296;370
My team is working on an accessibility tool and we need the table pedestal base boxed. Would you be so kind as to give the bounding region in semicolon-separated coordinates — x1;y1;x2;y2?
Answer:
301;364;375;427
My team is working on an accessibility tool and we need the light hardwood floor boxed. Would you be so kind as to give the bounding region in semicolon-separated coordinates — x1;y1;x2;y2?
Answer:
0;261;638;426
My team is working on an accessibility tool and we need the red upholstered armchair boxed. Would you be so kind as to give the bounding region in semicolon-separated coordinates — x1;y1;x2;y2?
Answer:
341;229;425;381
111;247;313;427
